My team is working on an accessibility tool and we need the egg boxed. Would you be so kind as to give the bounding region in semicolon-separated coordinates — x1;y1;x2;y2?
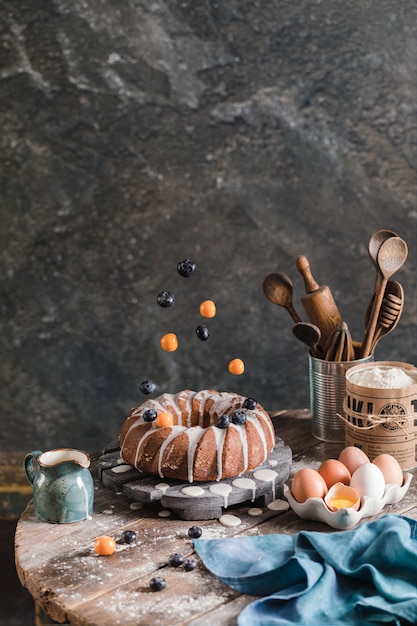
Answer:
338;446;370;475
291;468;328;503
324;483;361;512
350;463;385;499
318;459;351;488
372;454;403;486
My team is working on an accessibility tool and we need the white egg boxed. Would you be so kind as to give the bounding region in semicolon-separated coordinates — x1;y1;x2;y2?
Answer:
350;463;385;499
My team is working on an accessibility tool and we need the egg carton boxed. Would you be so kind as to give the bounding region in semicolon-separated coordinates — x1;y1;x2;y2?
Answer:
98;437;292;520
284;472;413;530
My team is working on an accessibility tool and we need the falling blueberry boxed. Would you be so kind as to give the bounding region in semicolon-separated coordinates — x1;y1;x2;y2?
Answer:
177;259;196;277
187;526;202;539
184;558;198;571
157;291;175;307
168;552;185;567
150;576;167;591
140;379;156;395
121;530;137;544
231;410;247;425
243;397;257;410
216;414;230;429
195;325;209;341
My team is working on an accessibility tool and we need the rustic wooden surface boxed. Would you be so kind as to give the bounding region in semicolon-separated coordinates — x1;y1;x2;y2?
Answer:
15;409;417;626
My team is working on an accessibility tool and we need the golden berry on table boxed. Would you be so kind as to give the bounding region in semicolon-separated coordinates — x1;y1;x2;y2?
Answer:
94;536;116;556
199;300;216;318
160;333;178;352
228;358;245;375
155;411;174;428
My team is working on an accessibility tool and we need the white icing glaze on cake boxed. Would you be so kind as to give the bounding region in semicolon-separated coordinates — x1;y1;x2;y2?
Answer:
118;389;276;483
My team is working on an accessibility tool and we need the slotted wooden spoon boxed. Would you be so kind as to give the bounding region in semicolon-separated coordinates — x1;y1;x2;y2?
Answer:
370;281;404;353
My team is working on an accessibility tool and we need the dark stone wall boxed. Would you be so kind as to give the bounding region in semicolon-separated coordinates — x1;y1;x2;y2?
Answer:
1;0;416;452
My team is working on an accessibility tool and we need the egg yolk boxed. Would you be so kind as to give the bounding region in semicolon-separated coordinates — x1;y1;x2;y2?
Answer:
228;358;245;375
95;536;116;556
156;411;174;428
200;300;216;318
160;333;178;352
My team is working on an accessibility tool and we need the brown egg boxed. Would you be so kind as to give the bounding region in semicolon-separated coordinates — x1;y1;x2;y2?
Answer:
291;468;328;503
338;446;369;475
372;454;403;486
318;459;352;488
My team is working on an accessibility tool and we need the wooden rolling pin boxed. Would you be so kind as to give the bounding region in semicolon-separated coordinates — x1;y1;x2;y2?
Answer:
295;255;343;353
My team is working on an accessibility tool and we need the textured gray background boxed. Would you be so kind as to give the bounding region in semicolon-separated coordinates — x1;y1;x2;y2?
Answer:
1;0;416;453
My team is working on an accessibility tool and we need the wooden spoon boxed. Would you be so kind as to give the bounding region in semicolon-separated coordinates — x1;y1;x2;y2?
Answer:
361;236;408;357
263;273;302;323
370;281;404;353
368;229;398;270
292;322;322;358
367;229;398;298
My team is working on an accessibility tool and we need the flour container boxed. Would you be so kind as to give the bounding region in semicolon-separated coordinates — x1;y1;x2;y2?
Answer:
344;361;417;470
309;351;374;442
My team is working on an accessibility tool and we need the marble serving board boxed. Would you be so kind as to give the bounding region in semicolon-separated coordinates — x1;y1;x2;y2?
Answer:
98;437;292;520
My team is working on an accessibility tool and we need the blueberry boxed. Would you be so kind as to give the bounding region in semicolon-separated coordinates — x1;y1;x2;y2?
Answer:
157;291;175;307
143;409;157;422
187;526;202;539
243;397;257;410
184;558;198;571
168;552;185;567
231;410;247;425
216;414;230;429
195;325;209;341
140;379;156;395
121;530;137;544
177;259;196;277
150;576;167;591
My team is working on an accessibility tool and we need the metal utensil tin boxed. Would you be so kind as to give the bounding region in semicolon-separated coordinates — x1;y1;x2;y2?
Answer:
309;351;374;442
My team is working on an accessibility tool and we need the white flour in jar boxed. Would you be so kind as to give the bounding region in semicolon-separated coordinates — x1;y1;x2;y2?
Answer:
350;366;417;389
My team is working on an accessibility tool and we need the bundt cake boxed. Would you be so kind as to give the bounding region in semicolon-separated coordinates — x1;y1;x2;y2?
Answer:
119;389;276;483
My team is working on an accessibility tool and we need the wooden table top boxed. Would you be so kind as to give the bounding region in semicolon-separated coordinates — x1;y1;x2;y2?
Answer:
15;409;417;626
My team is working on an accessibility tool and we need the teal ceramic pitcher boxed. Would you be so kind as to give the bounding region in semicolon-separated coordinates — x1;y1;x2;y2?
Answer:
24;448;94;523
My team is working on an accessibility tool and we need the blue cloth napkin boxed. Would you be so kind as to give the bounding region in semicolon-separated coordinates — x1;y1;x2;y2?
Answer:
194;514;417;625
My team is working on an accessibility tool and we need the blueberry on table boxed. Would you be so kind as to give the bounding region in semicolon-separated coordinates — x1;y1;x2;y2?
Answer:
121;530;137;544
187;526;202;539
140;379;156;395
157;291;175;307
231;410;247;425
216;414;230;429
177;259;196;277
150;576;167;591
196;325;209;340
184;558;198;571
243;397;257;410
168;552;185;567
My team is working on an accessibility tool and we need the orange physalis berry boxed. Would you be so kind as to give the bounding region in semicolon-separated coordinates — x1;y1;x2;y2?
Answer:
94;535;116;556
199;300;216;318
160;333;178;352
228;358;245;375
156;411;174;428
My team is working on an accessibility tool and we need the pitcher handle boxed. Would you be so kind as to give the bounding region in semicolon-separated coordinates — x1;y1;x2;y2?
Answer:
24;450;43;486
